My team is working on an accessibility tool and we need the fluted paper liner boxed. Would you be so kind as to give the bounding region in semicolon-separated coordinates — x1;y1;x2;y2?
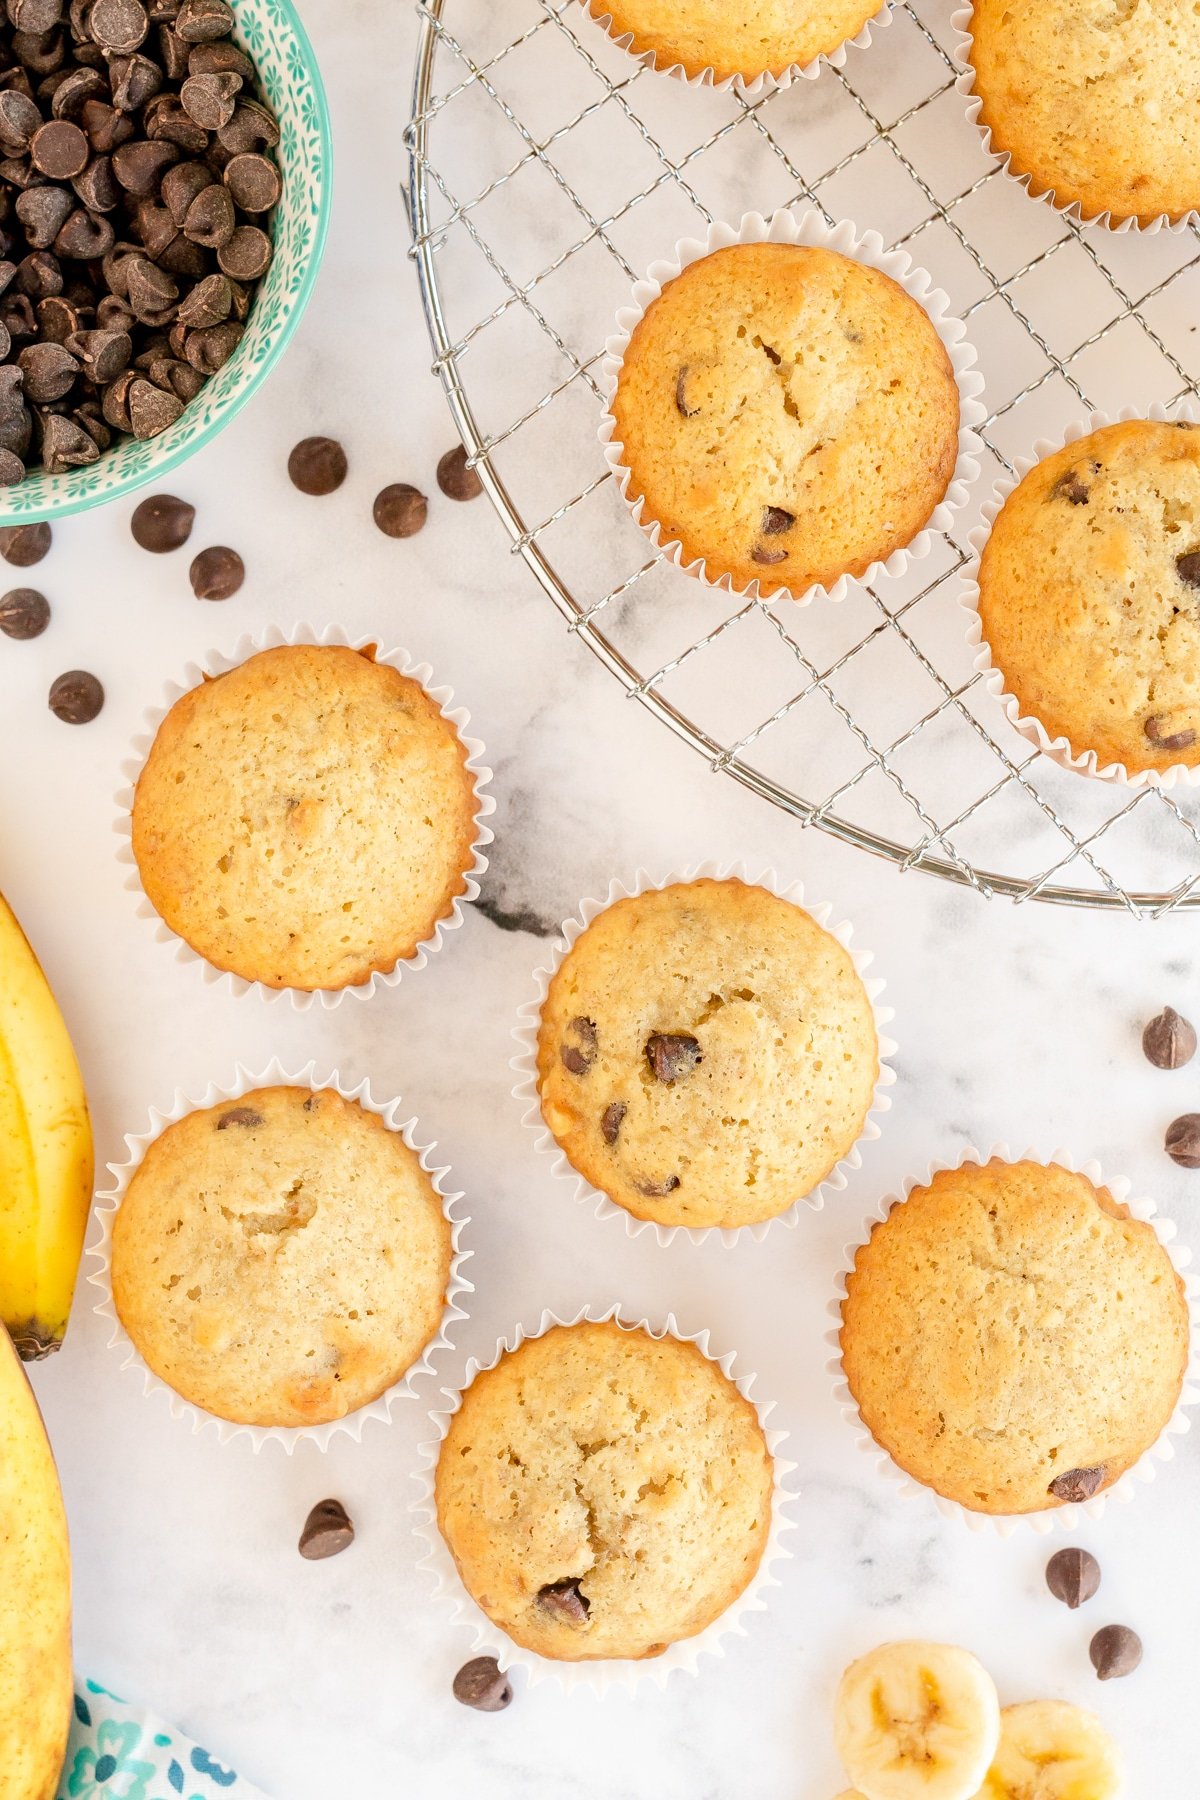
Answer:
511;861;896;1248
600;209;986;606
827;1145;1200;1537
582;0;892;98
411;1303;796;1693
115;622;496;1009
88;1059;473;1453
961;400;1200;789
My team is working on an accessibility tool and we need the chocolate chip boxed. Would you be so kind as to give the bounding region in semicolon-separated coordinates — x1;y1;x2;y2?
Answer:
1045;1546;1100;1610
373;482;426;538
560;1015;597;1076
130;490;193;551
437;442;482;501
675;363;697;417
0;448;23;482
1052;468;1091;505
1047;1464;1106;1503
215;219;268;279
762;505;794;534
174;0;232;41
1089;1624;1142;1681
751;545;788;565
100;363;135;428
18;339;76;401
112;135;179;193
68;327;130;382
15;250;63;299
180;68;239;129
10;0;66;33
182;319;239;372
1166;1113;1200;1167
124;254;177;320
40;409;97;468
109;51;161;111
89;0;148;51
127;373;181;435
48;666;102;721
54;207;111;258
287;435;346;496
1177;551;1200;588
215;1104;262;1128
12;31;66;78
535;1578;589;1623
81;98;134;154
452;1657;512;1713
0;520;50;563
216;95;277;152
635;1173;680;1195
601;1100;626;1145
174;261;229;324
149;353;200;399
645;1032;701;1083
187;38;251;78
298;1498;354;1561
188;542;241;598
0;585;48;636
144;91;206;150
160;155;211;226
16;184;74;247
72;153;119;212
0;89;42;151
51;66;105;119
222;150;278;213
1143;714;1197;752
1143;1006;1196;1071
29;118;88;178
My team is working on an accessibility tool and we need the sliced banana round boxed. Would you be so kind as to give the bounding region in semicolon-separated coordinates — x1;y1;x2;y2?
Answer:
976;1700;1122;1799
834;1640;1002;1800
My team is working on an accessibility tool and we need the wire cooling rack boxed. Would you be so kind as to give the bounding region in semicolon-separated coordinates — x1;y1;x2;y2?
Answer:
404;0;1200;914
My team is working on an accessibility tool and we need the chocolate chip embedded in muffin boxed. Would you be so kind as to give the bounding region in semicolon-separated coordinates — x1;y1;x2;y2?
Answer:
674;364;698;418
536;1578;590;1623
600;1101;626;1145
1143;714;1197;753
751;544;788;565
645;1032;701;1083
762;505;794;534
635;1172;680;1196
559;1015;597;1076
1047;1464;1106;1503
1177;551;1200;588
215;1105;263;1130
1051;466;1096;505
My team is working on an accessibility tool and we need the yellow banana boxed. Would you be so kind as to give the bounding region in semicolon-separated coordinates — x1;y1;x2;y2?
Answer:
0;1322;72;1799
0;889;93;1358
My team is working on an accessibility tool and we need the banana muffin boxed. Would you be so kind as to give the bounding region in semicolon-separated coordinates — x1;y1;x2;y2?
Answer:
131;643;479;991
840;1158;1190;1515
588;0;881;82
977;420;1200;776
111;1086;454;1428
535;878;880;1231
968;0;1200;224
608;241;960;597
435;1319;774;1661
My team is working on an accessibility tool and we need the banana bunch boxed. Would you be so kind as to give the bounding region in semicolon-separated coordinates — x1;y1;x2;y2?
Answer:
0;1322;72;1800
0;889;93;1359
832;1642;1122;1800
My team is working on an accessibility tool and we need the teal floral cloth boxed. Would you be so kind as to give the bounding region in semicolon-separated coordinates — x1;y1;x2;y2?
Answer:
57;1680;270;1800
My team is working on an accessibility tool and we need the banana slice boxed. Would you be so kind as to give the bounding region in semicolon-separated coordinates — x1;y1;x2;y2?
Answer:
975;1700;1121;1799
835;1640;1001;1800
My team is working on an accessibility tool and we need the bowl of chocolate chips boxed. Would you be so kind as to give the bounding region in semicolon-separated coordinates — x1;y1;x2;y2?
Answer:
0;0;329;521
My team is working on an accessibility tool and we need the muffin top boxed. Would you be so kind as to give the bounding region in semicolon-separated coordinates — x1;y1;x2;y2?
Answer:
536;879;880;1231
977;421;1200;774
609;242;960;597
111;1086;453;1428
131;644;478;991
590;0;881;81
840;1158;1190;1514
435;1320;774;1661
969;0;1200;224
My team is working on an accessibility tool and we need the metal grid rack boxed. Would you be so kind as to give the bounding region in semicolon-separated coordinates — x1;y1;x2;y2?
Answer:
405;0;1200;914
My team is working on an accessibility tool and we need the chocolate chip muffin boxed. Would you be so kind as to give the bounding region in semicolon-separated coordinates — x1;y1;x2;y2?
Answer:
840;1158;1190;1515
131;643;479;990
111;1086;454;1428
976;420;1200;776
608;241;960;597
589;0;881;81
435;1320;774;1661
968;0;1200;224
535;878;880;1231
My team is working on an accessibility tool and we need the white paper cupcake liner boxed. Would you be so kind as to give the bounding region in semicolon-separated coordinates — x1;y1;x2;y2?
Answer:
582;0;892;98
826;1144;1200;1538
961;400;1200;790
87;1059;473;1454
411;1302;796;1693
952;5;1200;234
599;209;986;606
511;861;897;1248
115;622;496;1010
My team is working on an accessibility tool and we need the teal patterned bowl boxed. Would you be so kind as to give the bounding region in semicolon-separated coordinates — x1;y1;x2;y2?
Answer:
0;0;331;526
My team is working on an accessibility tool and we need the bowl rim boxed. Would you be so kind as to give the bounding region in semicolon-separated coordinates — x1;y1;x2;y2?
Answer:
0;0;334;528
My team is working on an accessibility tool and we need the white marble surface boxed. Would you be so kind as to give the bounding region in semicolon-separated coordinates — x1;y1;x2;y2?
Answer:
2;2;1199;1794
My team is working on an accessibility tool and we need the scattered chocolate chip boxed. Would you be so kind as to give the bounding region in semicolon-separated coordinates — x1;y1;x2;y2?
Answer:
559;1015;597;1076
130;490;193;551
0;520;50;564
288;434;346;496
215;1104;263;1128
298;1498;354;1561
222;149;278;212
645;1032;702;1083
1143;714;1197;752
1089;1624;1142;1681
452;1657;512;1713
1047;1465;1106;1503
635;1173;680;1196
751;545;788;565
188;541;241;598
1045;1546;1100;1610
600;1100;626;1145
0;584;48;636
1052;468;1091;505
1143;1006;1196;1071
437;442;482;501
675;363;697;418
373;482;426;538
535;1578;589;1623
1166;1113;1200;1168
29;118;88;178
762;505;794;534
48;666;102;721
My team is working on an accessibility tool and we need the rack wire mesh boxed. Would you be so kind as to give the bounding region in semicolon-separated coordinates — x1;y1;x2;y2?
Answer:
405;0;1200;914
